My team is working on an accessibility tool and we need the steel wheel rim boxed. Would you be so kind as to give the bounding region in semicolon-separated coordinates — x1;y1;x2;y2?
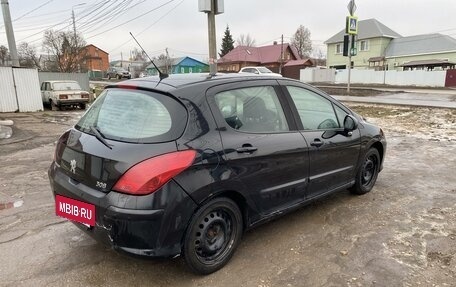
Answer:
194;208;234;263
361;154;377;187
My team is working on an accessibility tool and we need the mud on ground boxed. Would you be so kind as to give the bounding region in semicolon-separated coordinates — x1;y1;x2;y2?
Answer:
0;104;455;287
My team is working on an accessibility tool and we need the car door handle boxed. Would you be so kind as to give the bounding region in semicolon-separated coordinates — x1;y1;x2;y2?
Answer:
310;139;324;148
236;145;258;153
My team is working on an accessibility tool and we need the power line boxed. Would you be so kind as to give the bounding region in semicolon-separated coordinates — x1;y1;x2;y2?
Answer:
86;0;176;40
0;0;54;29
16;1;110;43
108;0;185;53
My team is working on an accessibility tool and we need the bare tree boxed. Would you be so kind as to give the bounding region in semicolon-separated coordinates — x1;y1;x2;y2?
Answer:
157;52;173;74
18;42;40;69
42;29;87;72
131;47;146;62
0;45;9;66
313;48;326;66
237;34;256;47
291;25;312;58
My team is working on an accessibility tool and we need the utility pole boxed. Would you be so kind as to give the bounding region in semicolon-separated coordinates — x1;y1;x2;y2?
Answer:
1;0;19;67
199;0;224;76
207;7;217;75
346;0;357;93
347;37;352;93
71;3;85;73
279;34;284;74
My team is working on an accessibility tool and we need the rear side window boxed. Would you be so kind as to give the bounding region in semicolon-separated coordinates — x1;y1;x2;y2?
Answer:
214;86;289;133
76;89;187;143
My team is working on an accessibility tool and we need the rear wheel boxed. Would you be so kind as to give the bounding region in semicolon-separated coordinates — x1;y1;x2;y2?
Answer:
50;100;59;111
350;148;380;195
183;197;243;274
117;74;121;80
80;103;86;110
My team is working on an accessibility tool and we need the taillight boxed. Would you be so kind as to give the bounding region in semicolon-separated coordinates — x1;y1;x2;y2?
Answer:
81;93;89;99
59;94;68;99
113;150;197;195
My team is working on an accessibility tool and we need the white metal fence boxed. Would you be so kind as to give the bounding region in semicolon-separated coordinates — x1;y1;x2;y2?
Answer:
0;67;43;113
300;68;448;87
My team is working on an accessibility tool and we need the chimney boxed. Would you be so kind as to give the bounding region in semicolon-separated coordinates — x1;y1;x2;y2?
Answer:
273;41;278;45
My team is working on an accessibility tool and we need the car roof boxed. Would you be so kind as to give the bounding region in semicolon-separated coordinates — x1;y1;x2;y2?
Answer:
107;73;297;92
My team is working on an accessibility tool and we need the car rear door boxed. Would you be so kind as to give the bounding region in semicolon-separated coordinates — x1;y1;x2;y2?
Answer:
279;80;361;199
206;79;309;216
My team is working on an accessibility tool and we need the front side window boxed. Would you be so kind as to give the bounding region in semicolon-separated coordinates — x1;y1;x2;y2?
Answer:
287;86;340;130
214;86;289;133
76;89;187;143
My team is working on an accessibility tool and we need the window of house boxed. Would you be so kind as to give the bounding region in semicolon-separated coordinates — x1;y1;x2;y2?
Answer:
181;67;185;73
189;67;193;73
360;40;369;51
335;44;342;54
214;86;289;133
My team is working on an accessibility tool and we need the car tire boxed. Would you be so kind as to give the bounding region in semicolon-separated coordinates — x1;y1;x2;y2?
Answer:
50;100;59;111
117;74;121;80
80;103;86;110
350;148;380;195
183;197;243;275
107;75;111;80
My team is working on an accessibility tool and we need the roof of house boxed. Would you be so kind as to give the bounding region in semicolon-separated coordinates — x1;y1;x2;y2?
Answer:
219;43;301;64
283;59;314;67
325;18;401;44
146;56;208;69
400;59;456;67
385;33;456;58
85;44;109;55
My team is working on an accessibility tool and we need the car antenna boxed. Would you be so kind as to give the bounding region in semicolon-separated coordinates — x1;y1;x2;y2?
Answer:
129;32;168;80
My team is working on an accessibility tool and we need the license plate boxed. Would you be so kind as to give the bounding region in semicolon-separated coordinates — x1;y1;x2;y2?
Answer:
55;195;95;226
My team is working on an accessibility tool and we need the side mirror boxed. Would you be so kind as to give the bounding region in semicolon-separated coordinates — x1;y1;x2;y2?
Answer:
344;115;359;132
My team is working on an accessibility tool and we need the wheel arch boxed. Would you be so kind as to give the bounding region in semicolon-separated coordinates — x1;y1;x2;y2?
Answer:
370;141;384;163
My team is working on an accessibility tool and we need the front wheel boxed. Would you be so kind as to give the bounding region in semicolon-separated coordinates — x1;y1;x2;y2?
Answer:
183;197;243;274
350;148;380;195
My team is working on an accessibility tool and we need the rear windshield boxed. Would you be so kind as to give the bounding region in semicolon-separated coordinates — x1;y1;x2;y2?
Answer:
75;88;187;143
53;82;81;90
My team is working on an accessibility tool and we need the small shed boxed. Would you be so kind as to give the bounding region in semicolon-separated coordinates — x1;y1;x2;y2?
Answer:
401;59;456;71
282;59;315;80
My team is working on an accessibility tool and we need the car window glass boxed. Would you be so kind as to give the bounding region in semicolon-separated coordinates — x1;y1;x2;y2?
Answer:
214;86;289;133
334;105;348;127
286;86;340;130
76;89;187;143
53;82;81;91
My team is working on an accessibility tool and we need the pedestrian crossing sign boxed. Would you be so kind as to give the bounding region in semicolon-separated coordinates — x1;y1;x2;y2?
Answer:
346;16;358;35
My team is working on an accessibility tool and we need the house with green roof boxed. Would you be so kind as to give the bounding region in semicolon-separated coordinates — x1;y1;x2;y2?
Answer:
325;18;456;71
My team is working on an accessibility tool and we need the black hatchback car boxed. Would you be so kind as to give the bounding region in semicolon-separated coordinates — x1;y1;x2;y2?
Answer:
49;74;386;274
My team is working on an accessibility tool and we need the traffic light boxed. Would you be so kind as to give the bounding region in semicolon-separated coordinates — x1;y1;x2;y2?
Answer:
343;35;349;57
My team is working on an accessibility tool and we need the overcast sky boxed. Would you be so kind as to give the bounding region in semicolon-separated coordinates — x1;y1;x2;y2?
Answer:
1;0;455;62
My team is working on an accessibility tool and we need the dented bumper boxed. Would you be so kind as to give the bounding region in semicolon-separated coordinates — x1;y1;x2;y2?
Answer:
48;162;197;258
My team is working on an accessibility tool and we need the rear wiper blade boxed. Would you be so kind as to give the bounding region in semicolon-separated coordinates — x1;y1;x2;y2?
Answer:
90;126;113;149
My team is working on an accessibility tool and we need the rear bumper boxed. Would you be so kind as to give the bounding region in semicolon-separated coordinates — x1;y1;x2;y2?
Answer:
48;162;197;258
56;99;89;105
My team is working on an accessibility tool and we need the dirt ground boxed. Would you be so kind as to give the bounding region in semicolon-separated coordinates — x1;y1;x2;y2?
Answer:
0;103;455;287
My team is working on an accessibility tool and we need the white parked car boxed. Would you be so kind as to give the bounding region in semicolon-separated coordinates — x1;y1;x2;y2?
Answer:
238;66;282;77
41;81;90;110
